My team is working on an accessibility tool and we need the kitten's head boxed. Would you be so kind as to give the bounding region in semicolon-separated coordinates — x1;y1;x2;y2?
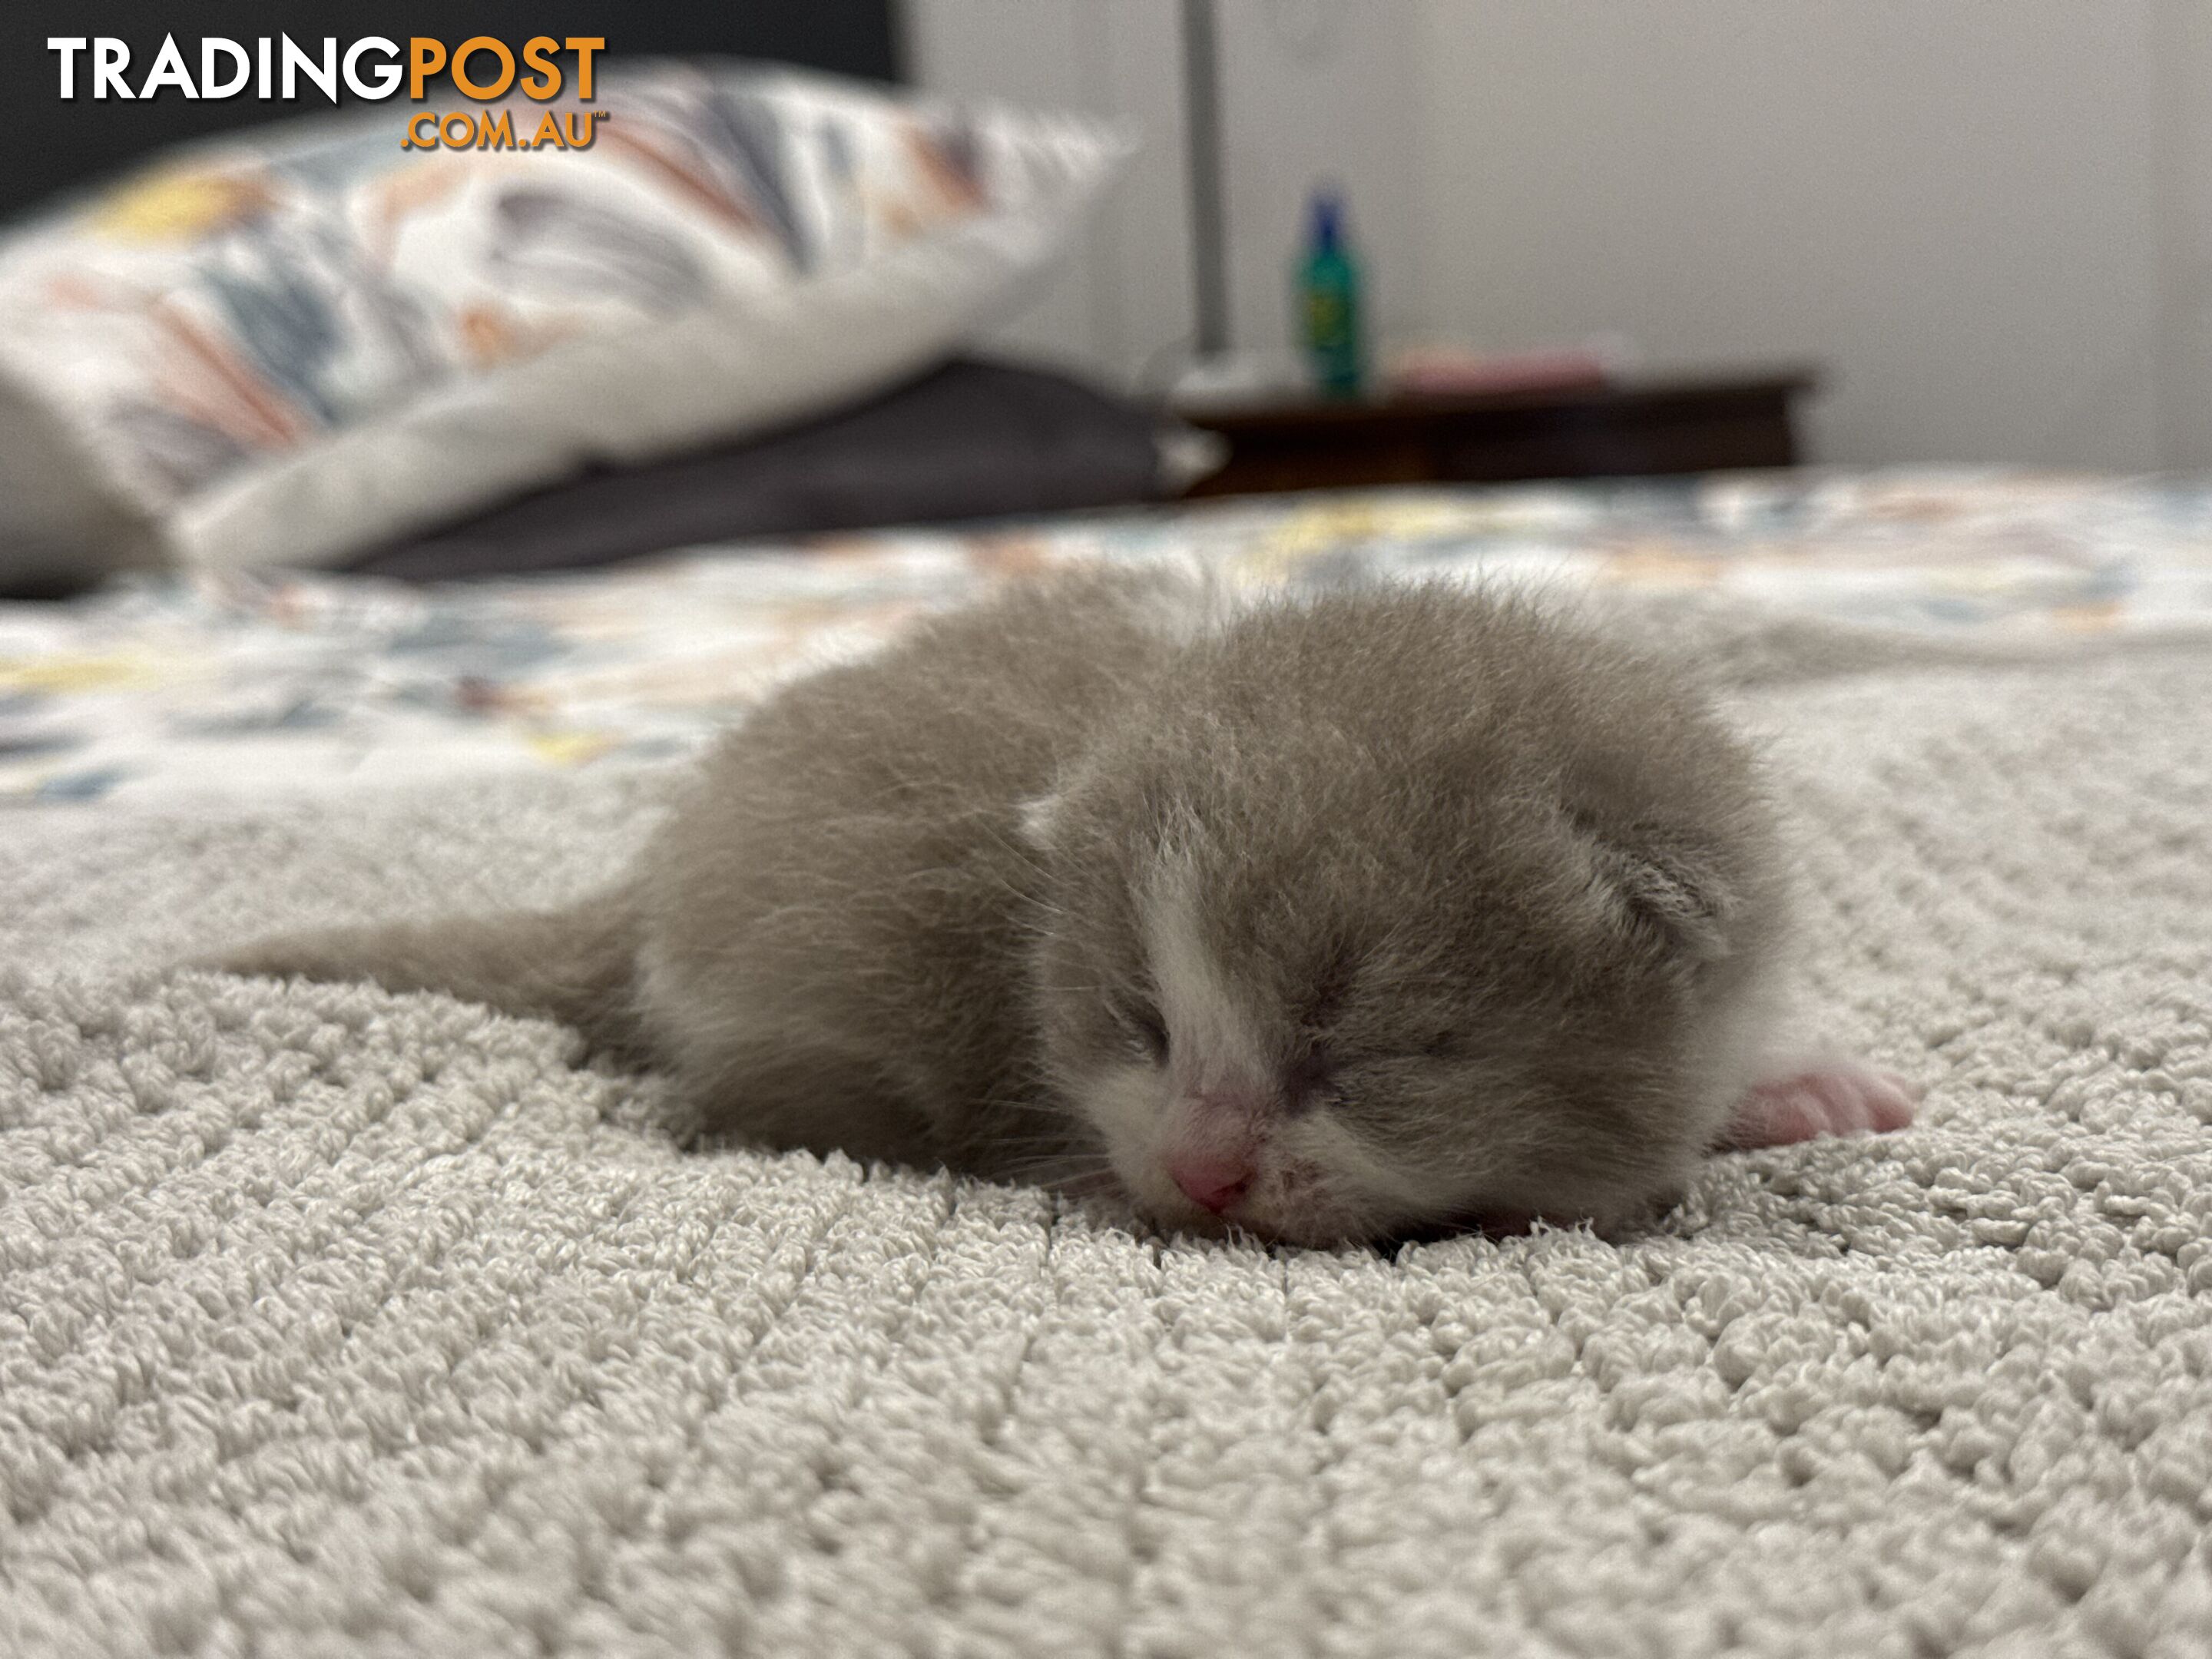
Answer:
1023;588;1788;1247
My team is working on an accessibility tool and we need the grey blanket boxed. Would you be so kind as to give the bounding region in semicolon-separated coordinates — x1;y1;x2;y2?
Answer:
5;628;2212;1657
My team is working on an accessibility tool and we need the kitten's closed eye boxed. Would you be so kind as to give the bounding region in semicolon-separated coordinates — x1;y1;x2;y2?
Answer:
1283;1048;1340;1111
1111;994;1169;1063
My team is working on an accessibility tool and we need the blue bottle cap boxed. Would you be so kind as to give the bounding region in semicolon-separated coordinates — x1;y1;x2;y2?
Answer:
1309;190;1343;253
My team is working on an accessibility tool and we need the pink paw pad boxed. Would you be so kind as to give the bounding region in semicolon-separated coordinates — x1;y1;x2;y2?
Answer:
1723;1063;1922;1151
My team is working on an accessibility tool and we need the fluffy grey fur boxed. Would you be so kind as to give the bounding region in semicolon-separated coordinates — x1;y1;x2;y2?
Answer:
214;569;1793;1246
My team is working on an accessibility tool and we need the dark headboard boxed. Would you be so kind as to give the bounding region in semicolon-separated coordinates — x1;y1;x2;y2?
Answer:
2;1;903;220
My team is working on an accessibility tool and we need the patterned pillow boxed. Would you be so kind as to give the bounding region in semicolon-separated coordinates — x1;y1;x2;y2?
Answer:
0;61;1129;583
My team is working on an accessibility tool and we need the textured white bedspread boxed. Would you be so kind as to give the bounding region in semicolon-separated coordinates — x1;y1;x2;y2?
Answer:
6;598;2212;1656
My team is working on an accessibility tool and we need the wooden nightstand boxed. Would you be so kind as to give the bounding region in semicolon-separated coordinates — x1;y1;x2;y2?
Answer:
1174;368;1816;498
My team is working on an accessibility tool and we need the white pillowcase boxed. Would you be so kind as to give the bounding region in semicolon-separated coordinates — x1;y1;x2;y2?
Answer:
0;62;1131;583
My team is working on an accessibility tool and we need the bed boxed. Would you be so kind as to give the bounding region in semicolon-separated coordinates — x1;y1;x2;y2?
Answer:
7;469;2212;1655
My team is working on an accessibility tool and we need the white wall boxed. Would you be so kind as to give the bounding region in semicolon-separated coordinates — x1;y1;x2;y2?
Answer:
906;0;1194;389
1210;1;1429;366
906;0;1428;394
1416;2;2164;470
2148;0;2212;471
909;0;2204;470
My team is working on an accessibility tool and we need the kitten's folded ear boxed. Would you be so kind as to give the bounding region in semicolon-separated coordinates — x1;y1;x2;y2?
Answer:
1017;789;1065;849
1588;832;1738;962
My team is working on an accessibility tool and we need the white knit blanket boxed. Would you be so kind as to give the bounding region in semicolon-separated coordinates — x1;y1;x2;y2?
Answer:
6;625;2212;1657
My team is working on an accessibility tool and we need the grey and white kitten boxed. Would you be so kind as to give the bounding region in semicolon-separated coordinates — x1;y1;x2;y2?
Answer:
214;568;1915;1247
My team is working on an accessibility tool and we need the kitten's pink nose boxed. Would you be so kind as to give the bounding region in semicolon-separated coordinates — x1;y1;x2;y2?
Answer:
1168;1150;1254;1214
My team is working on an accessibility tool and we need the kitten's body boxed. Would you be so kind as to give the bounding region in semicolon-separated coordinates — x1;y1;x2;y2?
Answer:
634;570;1197;1177
217;570;1914;1245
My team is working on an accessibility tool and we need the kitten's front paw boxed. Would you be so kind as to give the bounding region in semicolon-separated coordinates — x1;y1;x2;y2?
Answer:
1720;1061;1921;1150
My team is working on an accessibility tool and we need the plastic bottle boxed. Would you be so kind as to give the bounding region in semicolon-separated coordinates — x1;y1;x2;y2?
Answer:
1296;189;1364;398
